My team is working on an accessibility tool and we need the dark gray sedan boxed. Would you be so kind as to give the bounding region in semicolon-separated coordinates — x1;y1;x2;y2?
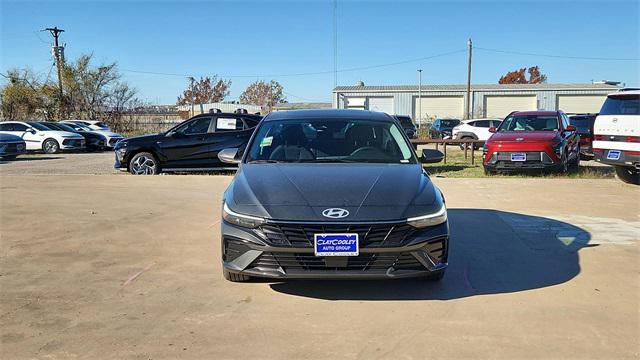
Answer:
0;133;26;160
218;109;449;282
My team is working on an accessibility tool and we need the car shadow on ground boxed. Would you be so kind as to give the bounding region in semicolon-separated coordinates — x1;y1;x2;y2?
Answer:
269;209;591;300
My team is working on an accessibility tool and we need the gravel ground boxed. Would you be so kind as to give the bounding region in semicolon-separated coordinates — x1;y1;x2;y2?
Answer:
0;152;118;176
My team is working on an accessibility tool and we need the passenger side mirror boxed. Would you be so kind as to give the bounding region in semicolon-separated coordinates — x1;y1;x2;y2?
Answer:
420;149;444;164
565;125;576;132
218;148;240;164
26;128;36;134
488;127;497;133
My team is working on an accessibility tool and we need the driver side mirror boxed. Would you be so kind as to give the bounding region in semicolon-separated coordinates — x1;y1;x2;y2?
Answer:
420;149;444;164
565;125;576;132
218;148;240;164
488;127;497;133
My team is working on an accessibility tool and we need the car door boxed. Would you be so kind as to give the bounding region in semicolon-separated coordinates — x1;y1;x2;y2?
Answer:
206;115;255;166
561;113;579;159
159;116;215;168
8;123;41;150
474;120;492;140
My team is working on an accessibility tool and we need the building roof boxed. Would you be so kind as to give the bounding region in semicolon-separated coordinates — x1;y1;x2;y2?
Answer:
274;102;332;110
264;109;393;122
333;83;620;92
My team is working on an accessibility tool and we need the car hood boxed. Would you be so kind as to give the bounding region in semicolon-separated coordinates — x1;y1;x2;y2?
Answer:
122;133;163;143
489;131;560;143
92;130;122;138
0;133;25;142
226;163;442;222
52;131;84;139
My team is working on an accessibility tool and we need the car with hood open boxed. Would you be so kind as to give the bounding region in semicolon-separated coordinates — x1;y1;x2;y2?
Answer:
483;110;580;174
218;109;448;282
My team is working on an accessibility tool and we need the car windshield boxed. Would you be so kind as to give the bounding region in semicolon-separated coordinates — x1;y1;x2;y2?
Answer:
568;116;594;133
499;115;559;131
599;94;640;115
246;119;416;164
25;122;51;131
439;119;460;128
48;123;77;132
95;122;110;129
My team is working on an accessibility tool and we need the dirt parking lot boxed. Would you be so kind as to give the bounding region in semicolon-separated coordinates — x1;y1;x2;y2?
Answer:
1;165;639;358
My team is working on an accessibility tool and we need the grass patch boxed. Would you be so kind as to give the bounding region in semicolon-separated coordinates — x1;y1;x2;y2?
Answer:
420;146;615;179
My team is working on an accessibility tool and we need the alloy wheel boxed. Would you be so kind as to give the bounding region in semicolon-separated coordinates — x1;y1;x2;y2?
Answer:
131;155;157;175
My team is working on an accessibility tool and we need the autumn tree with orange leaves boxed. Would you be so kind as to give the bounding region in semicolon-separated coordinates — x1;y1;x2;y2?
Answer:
498;66;548;84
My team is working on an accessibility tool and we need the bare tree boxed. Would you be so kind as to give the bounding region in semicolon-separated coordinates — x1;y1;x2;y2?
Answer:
176;76;231;105
239;80;286;112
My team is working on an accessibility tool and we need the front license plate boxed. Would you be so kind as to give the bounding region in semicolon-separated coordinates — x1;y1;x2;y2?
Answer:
607;150;621;160
314;233;359;256
511;153;526;161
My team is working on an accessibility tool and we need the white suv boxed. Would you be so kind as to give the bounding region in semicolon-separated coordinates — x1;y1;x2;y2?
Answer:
452;118;502;149
592;90;640;184
0;121;85;153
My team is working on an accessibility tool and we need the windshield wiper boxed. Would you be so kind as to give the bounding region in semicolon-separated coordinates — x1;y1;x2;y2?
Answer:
298;159;357;163
247;159;283;164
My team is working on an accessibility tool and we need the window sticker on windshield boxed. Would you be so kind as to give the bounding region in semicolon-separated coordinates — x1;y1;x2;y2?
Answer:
217;118;237;130
260;136;273;147
400;159;409;163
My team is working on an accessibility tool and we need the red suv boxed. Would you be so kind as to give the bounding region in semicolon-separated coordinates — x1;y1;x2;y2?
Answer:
483;110;580;174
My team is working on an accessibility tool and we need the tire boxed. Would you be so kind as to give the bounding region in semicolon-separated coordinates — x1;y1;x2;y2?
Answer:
483;167;495;176
129;152;159;175
423;269;445;282
1;155;17;161
42;138;60;154
615;166;640;185
223;269;251;282
569;146;580;171
556;153;569;174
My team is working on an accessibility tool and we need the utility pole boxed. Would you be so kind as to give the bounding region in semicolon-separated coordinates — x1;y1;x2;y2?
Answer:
466;38;473;120
333;0;338;88
417;69;423;128
44;27;65;119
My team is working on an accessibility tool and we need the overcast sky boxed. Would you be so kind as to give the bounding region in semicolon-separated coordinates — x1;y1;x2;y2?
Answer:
2;0;638;104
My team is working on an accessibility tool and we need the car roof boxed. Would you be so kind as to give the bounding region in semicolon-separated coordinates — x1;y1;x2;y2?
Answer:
512;110;558;116
463;118;501;123
263;109;394;122
609;90;640;96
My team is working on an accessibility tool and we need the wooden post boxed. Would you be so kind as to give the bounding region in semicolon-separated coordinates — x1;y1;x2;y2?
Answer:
443;143;447;164
471;142;475;165
464;142;468;160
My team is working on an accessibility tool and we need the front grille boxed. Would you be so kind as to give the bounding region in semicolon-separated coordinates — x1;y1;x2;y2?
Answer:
0;142;23;154
255;223;416;248
249;252;424;272
62;139;84;147
495;151;555;168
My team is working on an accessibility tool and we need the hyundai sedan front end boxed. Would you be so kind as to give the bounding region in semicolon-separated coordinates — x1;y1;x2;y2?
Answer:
219;109;449;282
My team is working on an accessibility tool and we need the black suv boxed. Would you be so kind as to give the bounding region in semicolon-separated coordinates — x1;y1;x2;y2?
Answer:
429;118;461;139
394;115;418;139
114;111;261;174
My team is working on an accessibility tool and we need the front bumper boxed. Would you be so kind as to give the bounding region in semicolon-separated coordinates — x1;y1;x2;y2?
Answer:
484;151;559;171
114;150;128;170
61;139;86;150
0;142;27;157
221;220;449;279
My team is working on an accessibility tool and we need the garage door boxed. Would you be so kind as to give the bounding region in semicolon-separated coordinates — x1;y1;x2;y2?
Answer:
485;95;537;118
414;96;464;120
367;97;394;114
557;95;607;113
344;97;366;110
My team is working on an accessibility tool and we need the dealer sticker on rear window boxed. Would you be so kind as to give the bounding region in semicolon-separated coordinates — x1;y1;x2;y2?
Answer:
314;233;359;256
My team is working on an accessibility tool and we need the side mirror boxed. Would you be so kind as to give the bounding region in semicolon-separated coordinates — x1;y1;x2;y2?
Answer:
218;148;240;164
26;128;36;134
565;125;576;132
420;149;444;164
488;127;497;133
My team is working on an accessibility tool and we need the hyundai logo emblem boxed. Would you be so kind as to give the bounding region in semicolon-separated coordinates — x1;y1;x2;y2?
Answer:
322;208;349;219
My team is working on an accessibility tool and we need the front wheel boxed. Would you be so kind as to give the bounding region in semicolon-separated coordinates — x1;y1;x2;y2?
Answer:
615;166;640;185
129;152;159;175
42;138;60;154
556;153;569;174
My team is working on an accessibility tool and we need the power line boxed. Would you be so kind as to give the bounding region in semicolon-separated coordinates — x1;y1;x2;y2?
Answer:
120;48;467;79
475;46;640;61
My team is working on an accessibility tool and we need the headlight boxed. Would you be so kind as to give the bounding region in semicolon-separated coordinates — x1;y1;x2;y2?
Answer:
406;204;447;228
223;202;265;228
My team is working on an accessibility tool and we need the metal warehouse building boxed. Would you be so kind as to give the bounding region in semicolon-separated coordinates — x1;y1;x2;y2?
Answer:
332;83;619;121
